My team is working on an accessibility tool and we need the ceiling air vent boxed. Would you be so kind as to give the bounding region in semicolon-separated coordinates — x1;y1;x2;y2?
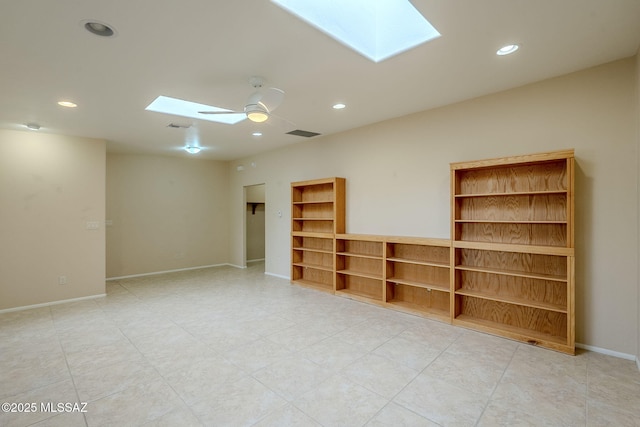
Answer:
286;129;321;138
167;122;192;129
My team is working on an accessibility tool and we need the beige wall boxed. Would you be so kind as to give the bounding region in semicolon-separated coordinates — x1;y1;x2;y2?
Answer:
106;153;229;278
0;130;106;310
229;57;639;355
636;50;640;366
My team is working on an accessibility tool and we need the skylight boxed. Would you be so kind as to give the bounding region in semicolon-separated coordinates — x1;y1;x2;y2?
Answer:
271;0;440;62
145;96;246;125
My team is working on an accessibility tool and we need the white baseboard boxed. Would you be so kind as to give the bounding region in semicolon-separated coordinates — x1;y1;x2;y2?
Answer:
106;263;230;280
247;258;265;263
227;264;246;269
576;342;637;361
637;356;640;371
0;293;106;314
265;272;290;280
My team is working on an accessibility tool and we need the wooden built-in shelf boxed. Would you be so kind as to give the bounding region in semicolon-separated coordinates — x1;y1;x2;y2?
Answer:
290;149;575;356
386;277;449;292
451;149;575;354
455;288;567;313
454;265;567;282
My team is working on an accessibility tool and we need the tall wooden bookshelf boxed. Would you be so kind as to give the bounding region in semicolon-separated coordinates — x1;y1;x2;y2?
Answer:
290;178;345;293
450;149;575;354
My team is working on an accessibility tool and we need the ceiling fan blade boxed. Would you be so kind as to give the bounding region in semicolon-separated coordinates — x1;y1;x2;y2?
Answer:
198;110;244;115
259;88;285;113
264;113;296;132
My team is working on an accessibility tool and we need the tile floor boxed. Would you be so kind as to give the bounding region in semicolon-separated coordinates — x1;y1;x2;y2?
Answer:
1;262;639;427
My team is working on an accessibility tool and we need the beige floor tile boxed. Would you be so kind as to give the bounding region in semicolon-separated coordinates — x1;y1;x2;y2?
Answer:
252;403;322;426
587;399;640;427
373;335;441;371
84;379;183;426
299;336;370;371
293;374;389;427
3;263;640;427
162;354;245;405
398;320;463;351
71;358;161;402
0;350;70;399
489;378;586;426
265;324;330;352
253;354;333;401
424;350;507;396
342;353;419;399
30;411;87;427
226;338;294;373
0;380;79;427
189;376;287;426
394;372;488;427
367;402;440;427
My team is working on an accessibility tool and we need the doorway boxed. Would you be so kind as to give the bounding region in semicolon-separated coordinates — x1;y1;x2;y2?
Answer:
245;183;265;270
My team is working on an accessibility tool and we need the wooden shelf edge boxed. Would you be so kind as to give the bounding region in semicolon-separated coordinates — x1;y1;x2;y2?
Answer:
453;315;574;354
336;233;387;241
386;257;449;268
293;217;335;221
337;269;383;280
387;278;450;292
453;240;575;256
292;262;334;272
454;265;567;283
450;149;574;171
454;190;568;198
386;301;450;322
293;200;334;205
455;289;567;313
335;289;384;306
292;247;334;255
292;231;335;238
337;252;383;260
291;279;334;294
291;177;345;187
455;220;567;224
385;236;451;247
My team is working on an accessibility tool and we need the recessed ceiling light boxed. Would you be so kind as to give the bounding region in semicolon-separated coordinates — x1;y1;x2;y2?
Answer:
57;101;77;108
82;20;116;37
496;44;519;56
184;146;201;154
25;123;40;130
252;132;263;137
333;103;346;110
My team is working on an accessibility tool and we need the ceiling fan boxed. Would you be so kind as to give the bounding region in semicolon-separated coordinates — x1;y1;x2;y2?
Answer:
199;76;286;124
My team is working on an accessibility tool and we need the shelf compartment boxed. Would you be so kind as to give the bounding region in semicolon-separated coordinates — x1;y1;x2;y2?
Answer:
386;283;450;320
292;219;335;233
454;314;569;349
292;182;336;203
292;250;333;271
291;265;333;293
292;202;334;219
455;248;567;281
455;190;567;198
454;296;568;345
386;241;450;265
292;235;333;254
455;193;567;222
336;236;384;258
455;268;568;313
454;160;568;196
455;222;567;247
386;262;449;291
336;274;383;301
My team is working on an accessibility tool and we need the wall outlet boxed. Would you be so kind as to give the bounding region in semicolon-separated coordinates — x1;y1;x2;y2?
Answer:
86;221;100;230
58;276;67;285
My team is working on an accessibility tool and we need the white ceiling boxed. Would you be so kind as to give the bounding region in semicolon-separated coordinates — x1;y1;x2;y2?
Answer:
1;0;639;160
